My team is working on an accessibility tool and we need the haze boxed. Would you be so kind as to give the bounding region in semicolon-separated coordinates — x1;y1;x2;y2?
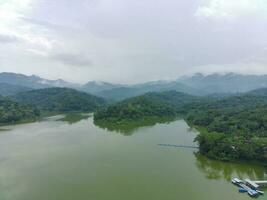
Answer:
0;0;267;84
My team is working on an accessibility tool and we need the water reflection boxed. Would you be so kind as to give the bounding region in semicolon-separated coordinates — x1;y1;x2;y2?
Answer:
57;113;92;124
94;117;177;135
194;152;267;181
0;128;10;132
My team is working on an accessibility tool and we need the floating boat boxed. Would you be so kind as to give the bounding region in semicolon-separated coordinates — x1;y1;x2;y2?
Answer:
239;188;247;193
245;179;260;190
232;178;243;185
247;190;259;197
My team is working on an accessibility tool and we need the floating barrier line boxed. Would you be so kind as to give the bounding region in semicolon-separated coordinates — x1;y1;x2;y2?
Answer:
157;144;199;149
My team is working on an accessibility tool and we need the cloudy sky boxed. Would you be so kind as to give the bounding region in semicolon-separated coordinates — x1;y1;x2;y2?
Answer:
0;0;267;83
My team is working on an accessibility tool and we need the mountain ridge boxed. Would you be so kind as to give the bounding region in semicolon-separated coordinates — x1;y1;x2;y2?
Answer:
3;72;267;100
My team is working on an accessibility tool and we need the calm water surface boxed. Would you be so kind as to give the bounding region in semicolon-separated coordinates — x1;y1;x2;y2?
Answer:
0;115;266;200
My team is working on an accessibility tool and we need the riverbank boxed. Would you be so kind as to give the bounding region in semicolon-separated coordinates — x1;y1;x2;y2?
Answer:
185;121;267;167
0;112;92;127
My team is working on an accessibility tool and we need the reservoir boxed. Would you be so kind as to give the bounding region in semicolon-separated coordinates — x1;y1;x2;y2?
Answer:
0;114;266;200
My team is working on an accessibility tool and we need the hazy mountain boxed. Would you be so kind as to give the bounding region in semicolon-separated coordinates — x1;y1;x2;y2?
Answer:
96;81;200;101
0;72;79;89
80;81;121;94
0;83;33;96
247;88;267;96
97;72;267;101
39;78;79;88
179;73;267;94
3;72;267;100
96;81;202;101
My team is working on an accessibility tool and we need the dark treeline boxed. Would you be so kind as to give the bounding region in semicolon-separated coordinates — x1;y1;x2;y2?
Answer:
184;93;267;162
0;96;40;124
12;87;106;113
0;87;106;125
94;91;200;123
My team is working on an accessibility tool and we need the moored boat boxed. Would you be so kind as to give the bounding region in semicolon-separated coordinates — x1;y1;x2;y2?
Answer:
238;188;247;193
247;190;259;197
232;178;243;185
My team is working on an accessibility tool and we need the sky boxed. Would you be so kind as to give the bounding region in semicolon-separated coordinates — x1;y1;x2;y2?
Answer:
0;0;267;84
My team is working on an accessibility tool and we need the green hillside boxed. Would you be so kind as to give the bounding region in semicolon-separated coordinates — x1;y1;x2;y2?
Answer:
94;90;200;123
12;87;106;113
0;96;40;124
183;91;267;162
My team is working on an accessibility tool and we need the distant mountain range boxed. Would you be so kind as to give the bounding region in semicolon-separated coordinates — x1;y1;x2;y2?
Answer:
80;81;122;94
95;81;200;101
178;73;267;94
0;72;78;89
2;72;267;100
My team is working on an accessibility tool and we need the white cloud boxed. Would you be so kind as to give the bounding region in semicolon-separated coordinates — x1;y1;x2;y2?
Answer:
195;0;267;19
1;0;267;83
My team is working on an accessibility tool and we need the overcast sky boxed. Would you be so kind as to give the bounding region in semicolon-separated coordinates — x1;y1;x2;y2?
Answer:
0;0;267;83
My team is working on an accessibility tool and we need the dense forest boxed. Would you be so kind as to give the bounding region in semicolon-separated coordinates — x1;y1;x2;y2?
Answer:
0;96;40;124
12;87;106;113
94;91;200;123
184;90;267;162
94;89;267;163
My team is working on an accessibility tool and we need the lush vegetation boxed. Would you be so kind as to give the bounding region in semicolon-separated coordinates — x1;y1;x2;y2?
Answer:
94;91;199;123
12;87;106;113
184;92;267;162
0;96;40;124
94;89;267;163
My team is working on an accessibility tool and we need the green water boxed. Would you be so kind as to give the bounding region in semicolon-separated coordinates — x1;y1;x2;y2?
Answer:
0;114;266;200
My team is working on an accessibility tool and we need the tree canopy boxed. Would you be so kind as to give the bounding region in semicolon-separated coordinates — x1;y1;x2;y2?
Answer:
0;96;40;124
12;87;106;113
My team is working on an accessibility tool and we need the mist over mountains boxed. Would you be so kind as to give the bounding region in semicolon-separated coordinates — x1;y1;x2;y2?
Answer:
1;72;267;100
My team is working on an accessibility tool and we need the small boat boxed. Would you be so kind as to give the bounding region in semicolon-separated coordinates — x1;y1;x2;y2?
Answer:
239;188;247;193
256;190;264;195
248;190;259;197
232;179;237;184
232;178;243;185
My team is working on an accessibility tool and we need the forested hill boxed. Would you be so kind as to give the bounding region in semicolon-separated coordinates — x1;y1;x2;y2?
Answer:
12;88;106;113
181;89;267;162
0;96;40;124
94;91;200;123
